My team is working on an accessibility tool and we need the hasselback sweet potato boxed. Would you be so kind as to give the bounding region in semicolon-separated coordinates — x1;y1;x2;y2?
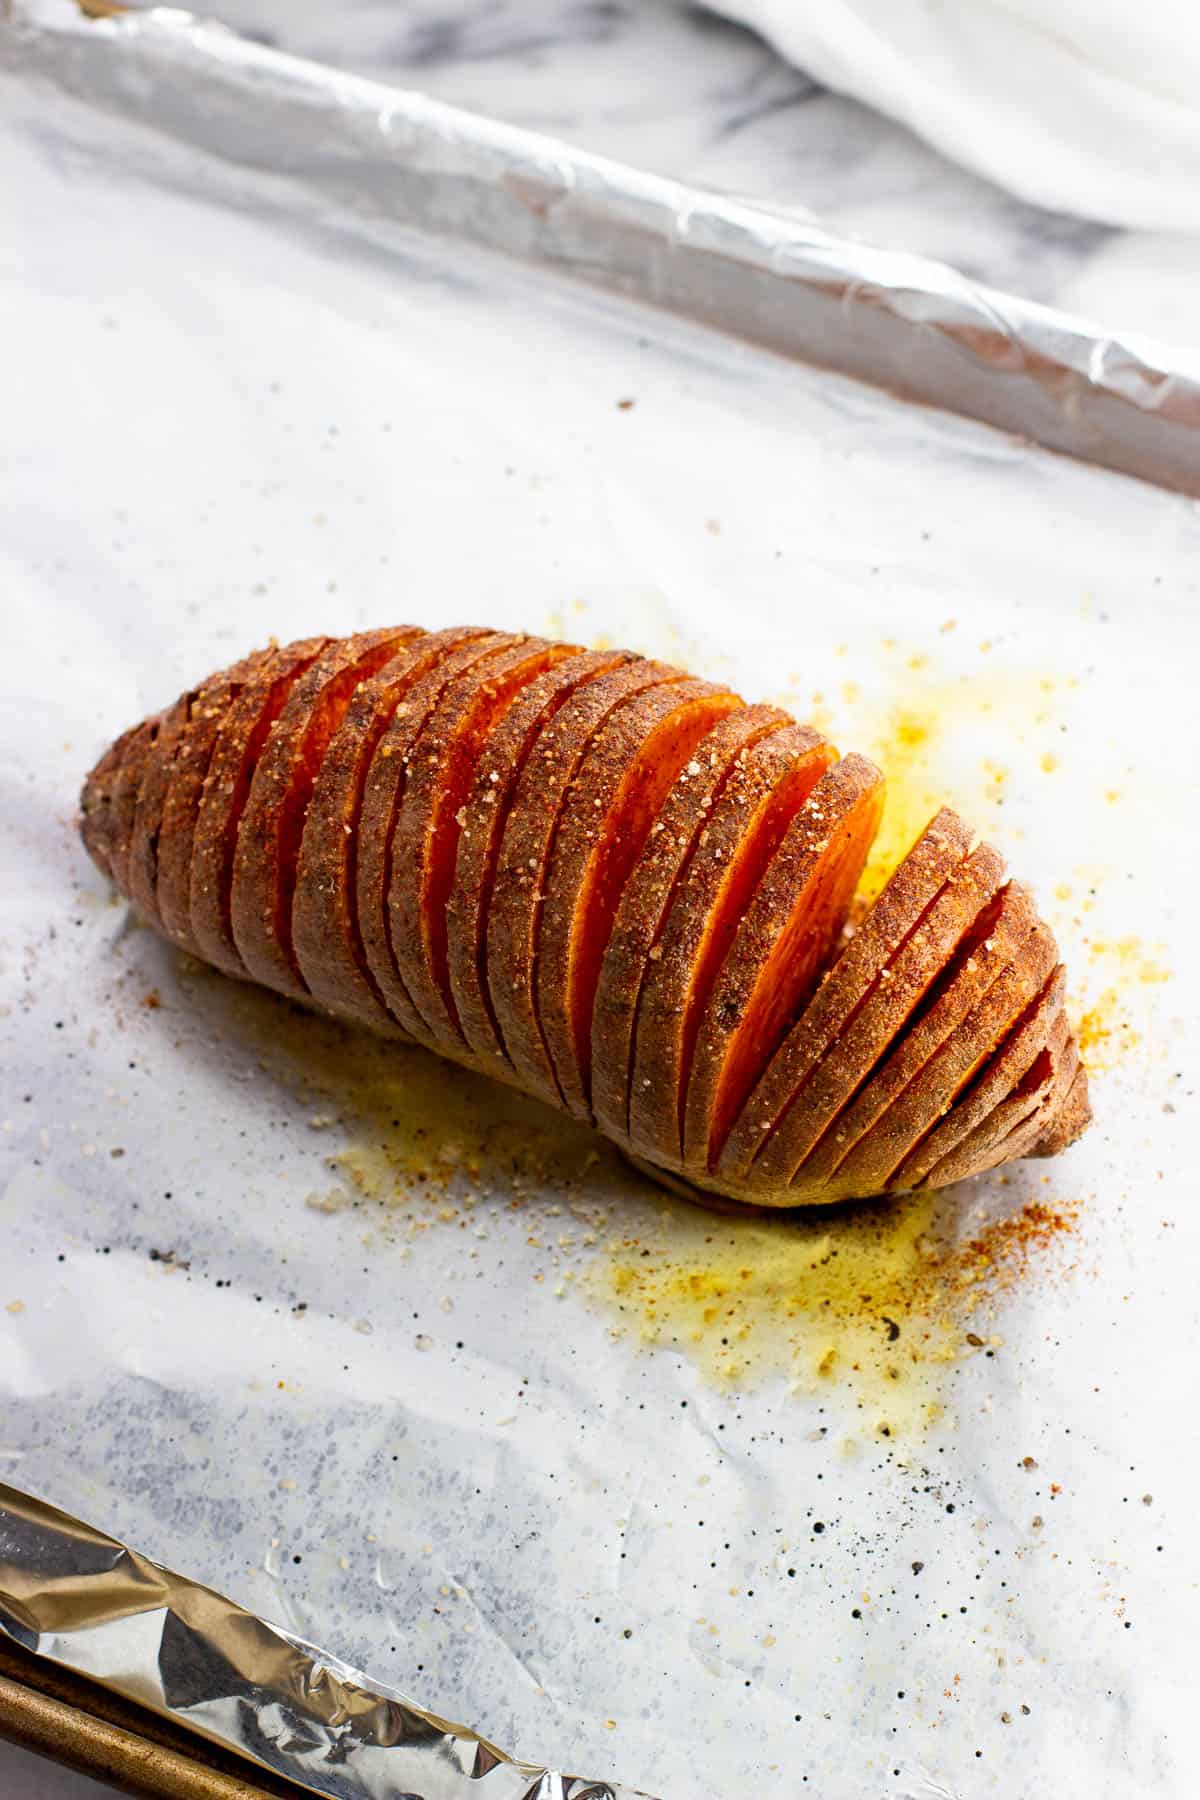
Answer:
80;626;1090;1208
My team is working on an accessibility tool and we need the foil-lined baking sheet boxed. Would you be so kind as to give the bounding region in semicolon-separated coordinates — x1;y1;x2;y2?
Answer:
2;3;1198;1797
8;0;1200;497
0;1482;646;1798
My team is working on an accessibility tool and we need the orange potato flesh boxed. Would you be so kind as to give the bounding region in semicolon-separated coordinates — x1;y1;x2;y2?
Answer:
486;662;686;1105
717;809;973;1182
627;725;836;1171
537;683;745;1120
590;704;792;1149
446;650;631;1074
686;755;884;1170
747;839;1007;1191
389;639;577;1047
292;628;483;1035
356;634;517;1045
231;629;418;1000
190;639;331;978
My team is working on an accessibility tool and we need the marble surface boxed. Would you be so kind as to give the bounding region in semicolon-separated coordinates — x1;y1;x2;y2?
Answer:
212;0;1200;349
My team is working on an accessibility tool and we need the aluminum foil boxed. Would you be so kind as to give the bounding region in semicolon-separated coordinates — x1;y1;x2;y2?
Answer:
2;4;1199;1799
7;0;1200;499
0;1481;647;1798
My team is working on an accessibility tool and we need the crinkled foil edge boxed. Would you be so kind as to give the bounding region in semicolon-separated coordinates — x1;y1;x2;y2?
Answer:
6;0;1200;498
0;1483;652;1799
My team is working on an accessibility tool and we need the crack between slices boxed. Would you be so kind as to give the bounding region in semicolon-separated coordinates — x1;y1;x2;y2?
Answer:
798;884;1015;1185
402;642;576;1044
547;688;745;1117
717;809;974;1183
697;762;884;1170
254;635;419;994
887;966;1061;1190
451;652;629;1070
745;855;996;1180
292;628;484;1032
748;842;1006;1189
191;646;328;974
486;669;689;1102
592;709;792;1145
518;675;690;1104
369;637;517;1042
629;738;834;1166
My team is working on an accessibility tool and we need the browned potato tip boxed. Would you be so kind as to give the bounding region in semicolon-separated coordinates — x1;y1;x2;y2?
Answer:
79;626;1090;1209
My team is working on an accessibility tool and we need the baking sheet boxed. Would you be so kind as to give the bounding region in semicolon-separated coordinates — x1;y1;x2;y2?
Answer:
2;4;1199;1797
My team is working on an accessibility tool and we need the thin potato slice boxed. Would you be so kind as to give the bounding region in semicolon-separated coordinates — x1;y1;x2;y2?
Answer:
389;637;577;1049
718;809;973;1181
627;724;835;1171
825;914;1056;1199
684;754;883;1172
356;634;518;1044
127;689;200;928
293;628;484;1035
106;717;161;897
809;884;1041;1196
190;638;331;978
888;965;1067;1191
746;839;1007;1192
446;649;631;1073
537;680;745;1120
487;660;686;1103
231;628;417;999
80;722;141;884
1031;1061;1092;1159
916;999;1074;1189
590;704;791;1148
155;648;275;954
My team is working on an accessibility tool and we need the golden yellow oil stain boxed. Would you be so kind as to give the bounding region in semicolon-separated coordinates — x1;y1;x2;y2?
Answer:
175;960;620;1221
795;644;1072;904
164;961;1085;1435
1068;933;1171;1074
589;1179;1081;1434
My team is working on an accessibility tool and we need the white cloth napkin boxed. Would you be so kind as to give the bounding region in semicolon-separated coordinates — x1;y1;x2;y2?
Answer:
712;0;1200;230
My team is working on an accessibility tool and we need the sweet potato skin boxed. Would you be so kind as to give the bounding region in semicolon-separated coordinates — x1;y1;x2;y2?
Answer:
356;633;517;1045
154;648;276;954
79;626;1089;1209
748;839;1009;1192
190;638;330;978
684;754;884;1172
446;649;630;1075
536;680;745;1121
230;629;419;1001
627;724;836;1171
590;703;792;1149
807;882;1039;1196
716;809;975;1182
388;638;575;1049
292;627;481;1035
486;660;686;1105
